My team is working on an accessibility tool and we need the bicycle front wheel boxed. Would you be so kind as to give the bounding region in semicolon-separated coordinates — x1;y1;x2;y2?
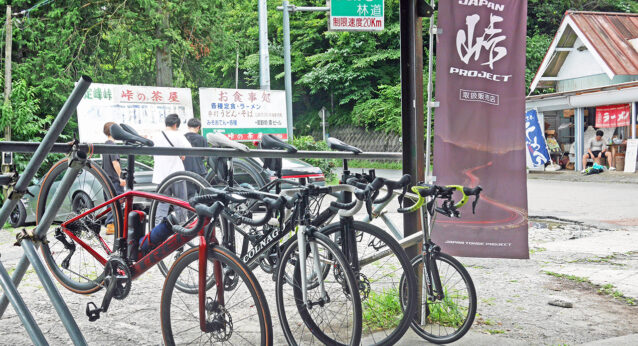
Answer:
161;246;272;345
401;252;477;344
276;232;362;345
321;221;417;345
38;158;121;294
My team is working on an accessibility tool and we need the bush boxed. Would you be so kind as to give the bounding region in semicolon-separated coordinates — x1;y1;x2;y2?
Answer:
291;136;337;181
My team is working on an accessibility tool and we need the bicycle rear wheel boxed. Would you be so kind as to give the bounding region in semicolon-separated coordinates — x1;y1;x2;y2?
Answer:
276;232;362;345
38;158;121;294
401;252;477;344
161;246;272;345
321;221;417;345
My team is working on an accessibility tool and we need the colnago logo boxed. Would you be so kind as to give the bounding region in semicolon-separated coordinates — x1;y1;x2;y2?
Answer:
243;228;281;263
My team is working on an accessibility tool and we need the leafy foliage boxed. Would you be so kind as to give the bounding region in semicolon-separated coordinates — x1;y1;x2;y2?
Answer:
290;135;336;180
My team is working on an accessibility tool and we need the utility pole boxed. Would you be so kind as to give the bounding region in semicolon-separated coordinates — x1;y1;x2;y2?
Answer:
2;5;12;176
258;0;270;90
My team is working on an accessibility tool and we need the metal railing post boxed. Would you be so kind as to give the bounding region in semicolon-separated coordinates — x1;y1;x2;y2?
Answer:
0;259;47;345
21;240;87;345
0;76;91;323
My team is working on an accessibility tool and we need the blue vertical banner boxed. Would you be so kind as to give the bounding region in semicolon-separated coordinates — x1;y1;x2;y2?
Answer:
525;109;550;166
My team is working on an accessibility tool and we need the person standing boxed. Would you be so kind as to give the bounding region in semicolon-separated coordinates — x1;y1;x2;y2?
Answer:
183;118;207;177
152;114;192;225
102;122;127;235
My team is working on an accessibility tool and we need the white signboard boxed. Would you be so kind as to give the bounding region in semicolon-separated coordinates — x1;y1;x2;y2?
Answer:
624;139;638;173
76;83;193;143
199;88;287;141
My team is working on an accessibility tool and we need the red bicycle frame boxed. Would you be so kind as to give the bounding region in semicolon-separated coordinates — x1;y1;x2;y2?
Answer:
58;189;224;332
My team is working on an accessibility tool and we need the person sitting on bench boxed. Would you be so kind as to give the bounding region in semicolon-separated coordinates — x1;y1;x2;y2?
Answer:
581;130;615;172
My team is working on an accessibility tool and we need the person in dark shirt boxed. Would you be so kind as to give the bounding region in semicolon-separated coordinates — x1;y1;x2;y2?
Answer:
102;122;126;235
183;118;207;177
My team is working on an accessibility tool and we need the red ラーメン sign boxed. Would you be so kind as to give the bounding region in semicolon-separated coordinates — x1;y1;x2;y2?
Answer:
595;104;631;128
433;0;529;259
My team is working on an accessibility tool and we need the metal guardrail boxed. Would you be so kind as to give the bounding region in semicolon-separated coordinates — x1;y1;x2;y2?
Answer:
0;141;405;161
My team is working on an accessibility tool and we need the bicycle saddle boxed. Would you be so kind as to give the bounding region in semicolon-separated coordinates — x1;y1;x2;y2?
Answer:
206;133;250;152
260;134;297;153
110;123;154;146
326;137;362;154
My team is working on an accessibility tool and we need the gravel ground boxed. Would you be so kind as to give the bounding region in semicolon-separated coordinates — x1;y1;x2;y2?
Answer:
0;216;637;345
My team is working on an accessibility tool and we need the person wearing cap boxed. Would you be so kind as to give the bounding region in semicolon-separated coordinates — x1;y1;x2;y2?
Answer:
581;130;615;172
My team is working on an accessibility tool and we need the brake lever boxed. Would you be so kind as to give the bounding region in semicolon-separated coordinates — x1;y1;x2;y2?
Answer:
471;194;481;214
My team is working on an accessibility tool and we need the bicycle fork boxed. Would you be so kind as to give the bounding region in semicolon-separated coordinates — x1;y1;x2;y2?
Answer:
198;226;225;333
297;225;328;309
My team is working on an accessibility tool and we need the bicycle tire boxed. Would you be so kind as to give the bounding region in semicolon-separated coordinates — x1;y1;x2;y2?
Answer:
321;221;418;345
206;158;266;189
400;252;477;344
161;246;273;346
149;171;217;281
276;231;362;345
38;158;121;294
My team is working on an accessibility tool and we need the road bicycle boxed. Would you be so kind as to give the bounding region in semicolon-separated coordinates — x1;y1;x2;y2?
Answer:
342;168;482;344
35;124;272;345
326;137;482;344
184;134;420;345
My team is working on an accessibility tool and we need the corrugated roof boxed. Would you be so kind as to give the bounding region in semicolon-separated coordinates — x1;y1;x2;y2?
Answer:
530;11;638;92
568;11;638;76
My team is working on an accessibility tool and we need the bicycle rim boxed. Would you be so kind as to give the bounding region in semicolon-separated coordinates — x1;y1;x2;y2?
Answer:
321;221;417;345
37;158;120;294
161;246;272;345
276;232;362;345
405;252;477;344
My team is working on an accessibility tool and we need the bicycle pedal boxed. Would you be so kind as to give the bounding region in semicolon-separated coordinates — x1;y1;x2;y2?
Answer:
86;302;102;322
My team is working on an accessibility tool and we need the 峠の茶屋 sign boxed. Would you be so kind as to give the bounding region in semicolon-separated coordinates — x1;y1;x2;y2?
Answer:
76;83;193;143
199;88;288;141
329;0;384;31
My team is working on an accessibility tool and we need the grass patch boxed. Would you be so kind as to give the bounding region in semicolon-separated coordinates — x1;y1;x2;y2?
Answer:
568;254;626;266
426;288;468;328
486;329;506;335
529;247;547;255
544;271;592;284
362;288;403;331
335;159;402;170
546;272;636;306
598;284;636;306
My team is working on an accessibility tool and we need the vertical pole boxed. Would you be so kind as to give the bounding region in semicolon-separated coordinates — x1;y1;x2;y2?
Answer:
2;5;12;177
400;0;425;258
0;260;47;345
283;1;294;141
424;1;434;180
575;107;584;171
632;102;636;139
322;108;326;142
258;0;271;90
235;50;240;89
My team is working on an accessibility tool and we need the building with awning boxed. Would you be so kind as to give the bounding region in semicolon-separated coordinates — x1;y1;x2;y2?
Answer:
526;11;638;171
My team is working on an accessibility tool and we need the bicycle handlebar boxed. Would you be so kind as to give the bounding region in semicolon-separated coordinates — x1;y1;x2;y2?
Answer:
397;184;482;216
171;201;225;237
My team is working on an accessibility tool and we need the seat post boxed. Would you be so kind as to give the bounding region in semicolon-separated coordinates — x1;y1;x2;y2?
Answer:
126;154;135;191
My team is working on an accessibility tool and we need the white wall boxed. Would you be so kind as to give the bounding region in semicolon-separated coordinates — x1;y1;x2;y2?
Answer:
556;37;605;80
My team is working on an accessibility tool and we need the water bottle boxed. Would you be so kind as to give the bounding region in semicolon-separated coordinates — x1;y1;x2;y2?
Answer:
139;213;177;255
126;211;147;262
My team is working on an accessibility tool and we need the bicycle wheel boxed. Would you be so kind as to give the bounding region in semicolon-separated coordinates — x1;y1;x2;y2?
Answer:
321;221;417;345
206;158;266;189
150;171;223;284
400;252;477;344
38;158;121;294
161;246;272;345
276;231;362;345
